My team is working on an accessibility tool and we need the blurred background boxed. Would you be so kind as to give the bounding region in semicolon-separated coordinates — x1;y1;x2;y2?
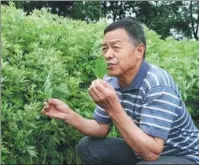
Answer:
2;1;199;40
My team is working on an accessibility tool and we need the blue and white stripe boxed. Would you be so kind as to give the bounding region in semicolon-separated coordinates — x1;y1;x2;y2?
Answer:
92;61;199;164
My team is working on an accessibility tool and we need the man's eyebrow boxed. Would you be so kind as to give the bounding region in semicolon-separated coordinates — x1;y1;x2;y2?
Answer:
101;43;107;47
101;39;123;46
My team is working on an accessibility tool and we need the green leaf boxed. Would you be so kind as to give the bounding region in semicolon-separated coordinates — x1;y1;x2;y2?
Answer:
27;146;37;157
93;56;107;78
44;70;53;99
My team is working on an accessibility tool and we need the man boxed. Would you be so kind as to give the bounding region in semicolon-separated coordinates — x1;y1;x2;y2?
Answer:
42;19;199;164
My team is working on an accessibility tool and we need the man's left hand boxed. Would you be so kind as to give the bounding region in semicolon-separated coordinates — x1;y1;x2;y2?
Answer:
88;79;121;114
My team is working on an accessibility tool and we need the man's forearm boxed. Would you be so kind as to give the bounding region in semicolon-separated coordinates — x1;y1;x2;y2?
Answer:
64;111;109;137
109;107;162;161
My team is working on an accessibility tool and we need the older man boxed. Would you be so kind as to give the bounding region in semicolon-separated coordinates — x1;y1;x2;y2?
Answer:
42;19;199;164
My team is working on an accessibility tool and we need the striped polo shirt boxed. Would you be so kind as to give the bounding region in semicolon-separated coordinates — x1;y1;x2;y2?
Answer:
93;60;199;164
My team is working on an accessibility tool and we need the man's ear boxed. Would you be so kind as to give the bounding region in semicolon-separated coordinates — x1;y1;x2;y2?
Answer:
136;43;145;59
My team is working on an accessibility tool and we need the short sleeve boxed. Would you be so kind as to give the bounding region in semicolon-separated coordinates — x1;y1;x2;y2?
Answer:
93;105;112;124
139;86;180;140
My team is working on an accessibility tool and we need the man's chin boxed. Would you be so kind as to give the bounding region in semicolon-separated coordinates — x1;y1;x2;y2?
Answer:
107;71;119;77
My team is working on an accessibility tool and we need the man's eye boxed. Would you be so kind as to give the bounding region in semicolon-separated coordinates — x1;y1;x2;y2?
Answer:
113;46;120;49
102;47;108;51
113;46;121;51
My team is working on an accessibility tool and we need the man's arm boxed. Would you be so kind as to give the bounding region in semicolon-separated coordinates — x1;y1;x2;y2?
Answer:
109;108;164;161
88;79;164;161
65;112;111;137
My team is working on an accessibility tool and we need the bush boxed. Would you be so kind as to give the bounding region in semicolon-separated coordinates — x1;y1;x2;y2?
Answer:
1;4;103;164
1;4;199;164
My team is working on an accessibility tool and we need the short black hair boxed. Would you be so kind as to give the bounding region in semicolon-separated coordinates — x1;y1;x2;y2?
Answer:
104;18;146;58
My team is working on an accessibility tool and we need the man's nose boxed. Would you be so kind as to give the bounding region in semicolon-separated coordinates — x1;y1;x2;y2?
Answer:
103;48;114;60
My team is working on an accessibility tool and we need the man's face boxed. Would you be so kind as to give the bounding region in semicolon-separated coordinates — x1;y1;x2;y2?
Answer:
102;28;143;78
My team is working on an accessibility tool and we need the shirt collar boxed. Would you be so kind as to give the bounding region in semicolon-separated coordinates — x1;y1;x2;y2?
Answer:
108;60;149;91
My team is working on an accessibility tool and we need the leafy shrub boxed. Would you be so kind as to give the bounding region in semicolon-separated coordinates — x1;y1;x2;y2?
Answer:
1;4;103;164
1;4;199;164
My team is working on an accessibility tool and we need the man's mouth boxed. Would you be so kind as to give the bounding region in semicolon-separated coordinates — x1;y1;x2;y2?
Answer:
107;62;118;69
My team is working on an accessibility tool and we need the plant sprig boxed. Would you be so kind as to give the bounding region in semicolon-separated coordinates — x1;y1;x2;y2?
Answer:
44;70;53;99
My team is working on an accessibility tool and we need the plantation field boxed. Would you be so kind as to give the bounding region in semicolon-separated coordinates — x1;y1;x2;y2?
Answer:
1;4;199;164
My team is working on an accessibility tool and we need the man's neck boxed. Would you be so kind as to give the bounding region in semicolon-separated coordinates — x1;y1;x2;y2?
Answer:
118;60;143;89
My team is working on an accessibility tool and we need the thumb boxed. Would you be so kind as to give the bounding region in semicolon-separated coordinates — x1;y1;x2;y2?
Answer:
48;98;70;112
99;79;107;87
99;79;110;88
48;98;65;106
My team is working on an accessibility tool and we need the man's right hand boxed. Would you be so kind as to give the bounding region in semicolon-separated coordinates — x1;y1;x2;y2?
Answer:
41;98;74;121
41;98;110;137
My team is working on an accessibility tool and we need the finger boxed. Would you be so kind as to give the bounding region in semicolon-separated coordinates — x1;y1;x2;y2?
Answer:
43;101;48;106
43;110;67;120
88;81;97;101
99;79;115;92
43;102;49;107
44;105;49;111
89;79;110;99
42;102;50;111
95;79;109;94
97;79;118;100
48;98;70;113
41;108;47;114
48;98;67;108
99;79;109;88
88;89;98;101
92;79;103;98
89;80;101;100
48;98;64;106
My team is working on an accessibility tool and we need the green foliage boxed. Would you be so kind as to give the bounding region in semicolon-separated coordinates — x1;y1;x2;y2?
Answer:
1;4;104;164
1;4;199;165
